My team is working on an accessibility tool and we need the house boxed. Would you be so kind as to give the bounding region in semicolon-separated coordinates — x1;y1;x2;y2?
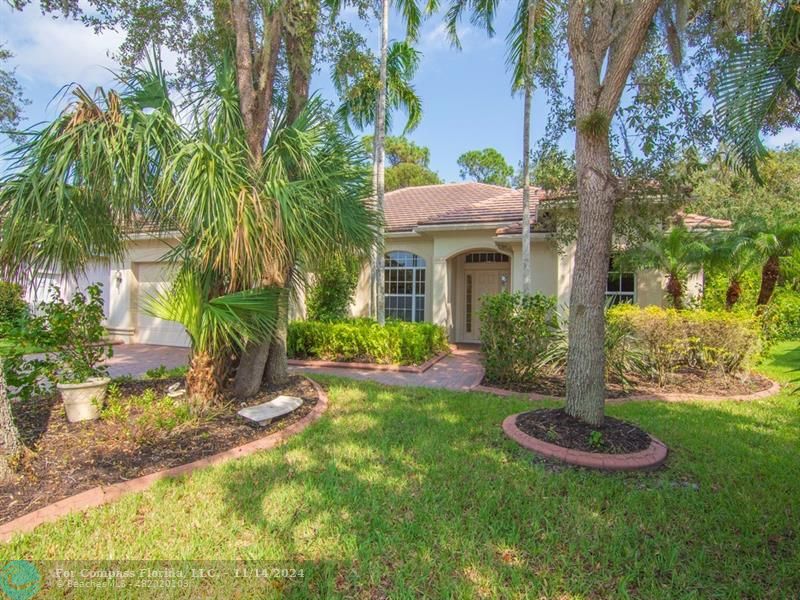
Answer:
28;182;728;347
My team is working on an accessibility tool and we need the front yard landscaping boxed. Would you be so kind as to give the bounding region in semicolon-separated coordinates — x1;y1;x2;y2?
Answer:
1;342;798;597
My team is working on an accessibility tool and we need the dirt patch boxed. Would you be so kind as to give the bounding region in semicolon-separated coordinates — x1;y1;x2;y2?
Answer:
515;409;652;454
484;370;774;398
1;375;318;525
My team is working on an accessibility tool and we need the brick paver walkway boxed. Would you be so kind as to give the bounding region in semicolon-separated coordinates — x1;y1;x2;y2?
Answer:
289;345;484;391
104;344;190;378
102;344;484;390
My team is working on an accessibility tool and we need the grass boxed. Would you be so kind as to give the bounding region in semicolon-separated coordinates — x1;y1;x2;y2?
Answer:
2;345;800;598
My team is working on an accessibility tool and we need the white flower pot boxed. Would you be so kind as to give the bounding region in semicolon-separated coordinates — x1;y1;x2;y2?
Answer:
57;377;111;423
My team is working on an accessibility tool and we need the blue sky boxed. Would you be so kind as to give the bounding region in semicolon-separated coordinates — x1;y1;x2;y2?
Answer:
2;4;797;182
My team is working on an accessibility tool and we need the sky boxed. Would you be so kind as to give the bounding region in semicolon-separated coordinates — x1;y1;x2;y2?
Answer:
2;3;798;182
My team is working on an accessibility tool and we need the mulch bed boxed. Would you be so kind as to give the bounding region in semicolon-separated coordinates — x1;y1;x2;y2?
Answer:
515;408;652;454
1;375;318;526
484;370;774;398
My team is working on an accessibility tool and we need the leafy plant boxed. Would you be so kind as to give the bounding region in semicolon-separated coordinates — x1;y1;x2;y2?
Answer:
306;255;362;322
38;284;112;384
144;365;189;380
479;292;559;385
0;281;27;333
587;430;603;449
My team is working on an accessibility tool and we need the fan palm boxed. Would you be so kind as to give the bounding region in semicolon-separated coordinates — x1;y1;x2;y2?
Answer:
622;223;711;309
0;55;377;406
143;270;285;408
442;0;558;293
716;1;800;181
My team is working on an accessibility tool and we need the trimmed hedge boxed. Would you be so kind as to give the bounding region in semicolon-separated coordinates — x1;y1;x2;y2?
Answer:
287;319;449;365
0;281;28;333
608;304;762;383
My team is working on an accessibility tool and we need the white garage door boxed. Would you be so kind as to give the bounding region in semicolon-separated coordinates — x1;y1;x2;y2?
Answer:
136;262;191;347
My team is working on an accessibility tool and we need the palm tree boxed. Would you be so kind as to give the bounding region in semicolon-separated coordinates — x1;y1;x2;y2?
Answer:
0;56;377;406
716;1;800;180
750;219;800;309
333;37;424;323
622;223;710;309
707;222;760;310
444;0;557;293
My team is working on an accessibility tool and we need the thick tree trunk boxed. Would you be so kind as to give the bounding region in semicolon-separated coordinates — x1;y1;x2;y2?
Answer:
564;132;615;426
725;278;741;310
0;361;23;481
564;0;661;427
284;0;319;124
264;312;289;385
756;255;780;308
373;0;389;325
233;341;271;398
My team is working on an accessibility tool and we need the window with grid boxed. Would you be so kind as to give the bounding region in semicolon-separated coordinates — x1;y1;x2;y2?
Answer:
384;251;426;322
465;252;509;264
606;257;636;305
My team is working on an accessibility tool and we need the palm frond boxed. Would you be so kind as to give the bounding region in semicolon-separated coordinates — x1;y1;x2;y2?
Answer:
143;270;285;355
505;0;558;92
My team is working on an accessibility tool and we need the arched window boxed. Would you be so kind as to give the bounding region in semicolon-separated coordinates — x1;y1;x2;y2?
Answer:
384;251;426;322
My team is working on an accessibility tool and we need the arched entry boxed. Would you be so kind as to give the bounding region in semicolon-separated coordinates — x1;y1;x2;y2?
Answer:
453;250;511;343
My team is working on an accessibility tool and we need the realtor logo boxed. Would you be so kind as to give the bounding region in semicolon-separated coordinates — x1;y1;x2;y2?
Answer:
0;561;41;600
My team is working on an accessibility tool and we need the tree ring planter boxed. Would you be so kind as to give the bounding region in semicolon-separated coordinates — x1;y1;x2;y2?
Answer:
57;377;111;422
502;413;668;471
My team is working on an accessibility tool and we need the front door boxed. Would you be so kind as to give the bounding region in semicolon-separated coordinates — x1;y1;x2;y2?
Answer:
463;269;507;343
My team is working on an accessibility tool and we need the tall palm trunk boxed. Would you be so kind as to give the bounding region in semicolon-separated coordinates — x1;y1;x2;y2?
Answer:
520;2;535;294
756;255;780;308
725;277;742;310
186;351;220;412
373;0;389;325
0;360;23;481
666;273;683;309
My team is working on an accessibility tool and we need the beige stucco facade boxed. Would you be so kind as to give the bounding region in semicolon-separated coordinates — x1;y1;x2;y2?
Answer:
350;226;675;344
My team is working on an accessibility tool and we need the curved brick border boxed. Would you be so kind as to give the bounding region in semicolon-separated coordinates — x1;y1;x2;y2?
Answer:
475;376;781;404
0;378;329;543
502;412;668;471
288;348;452;374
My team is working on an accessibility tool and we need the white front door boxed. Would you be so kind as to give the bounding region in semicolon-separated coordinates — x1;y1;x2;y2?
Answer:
463;269;507;343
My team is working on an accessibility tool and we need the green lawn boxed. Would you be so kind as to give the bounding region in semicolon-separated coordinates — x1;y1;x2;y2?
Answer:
2;345;800;598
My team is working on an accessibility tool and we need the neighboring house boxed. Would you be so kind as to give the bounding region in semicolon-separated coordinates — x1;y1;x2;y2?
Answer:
23;182;729;347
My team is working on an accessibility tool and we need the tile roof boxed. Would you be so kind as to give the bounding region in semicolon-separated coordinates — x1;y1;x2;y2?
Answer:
384;182;519;231
676;212;732;230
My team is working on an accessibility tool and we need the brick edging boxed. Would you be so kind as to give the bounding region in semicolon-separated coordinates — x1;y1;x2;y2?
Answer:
288;348;451;374
502;413;668;471
0;378;330;543
474;377;781;404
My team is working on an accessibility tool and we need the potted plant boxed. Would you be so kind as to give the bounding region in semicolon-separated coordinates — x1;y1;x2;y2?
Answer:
41;285;113;422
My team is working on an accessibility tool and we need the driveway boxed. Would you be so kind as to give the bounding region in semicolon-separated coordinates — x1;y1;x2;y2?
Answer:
104;344;189;378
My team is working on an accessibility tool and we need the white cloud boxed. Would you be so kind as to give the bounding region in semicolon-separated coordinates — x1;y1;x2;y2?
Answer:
2;11;124;87
421;21;476;52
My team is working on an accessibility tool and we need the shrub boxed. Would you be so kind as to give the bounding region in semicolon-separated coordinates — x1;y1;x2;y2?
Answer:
608;304;762;384
479;292;559;385
287;319;448;365
761;289;800;341
0;281;28;332
306;255;362;322
32;284;113;384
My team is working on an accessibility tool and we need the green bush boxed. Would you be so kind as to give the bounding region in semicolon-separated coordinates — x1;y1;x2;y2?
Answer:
306;255;362;322
288;319;449;365
608;304;762;384
761;289;800;341
0;281;28;332
479;292;559;385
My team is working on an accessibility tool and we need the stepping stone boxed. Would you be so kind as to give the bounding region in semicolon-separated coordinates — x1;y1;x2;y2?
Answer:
237;395;303;427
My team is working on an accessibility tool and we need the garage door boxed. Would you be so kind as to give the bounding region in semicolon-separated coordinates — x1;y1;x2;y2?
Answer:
136;262;191;347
